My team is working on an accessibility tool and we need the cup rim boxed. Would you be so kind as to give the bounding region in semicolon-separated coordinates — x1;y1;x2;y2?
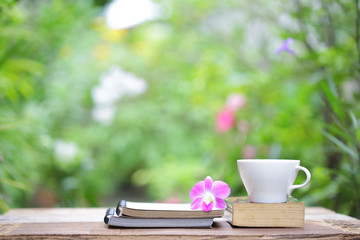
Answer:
237;159;300;163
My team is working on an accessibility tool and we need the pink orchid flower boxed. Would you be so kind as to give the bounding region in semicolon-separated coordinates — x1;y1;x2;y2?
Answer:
216;108;235;133
190;176;231;212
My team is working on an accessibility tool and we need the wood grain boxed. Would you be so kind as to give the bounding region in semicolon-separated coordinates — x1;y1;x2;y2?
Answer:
0;207;359;239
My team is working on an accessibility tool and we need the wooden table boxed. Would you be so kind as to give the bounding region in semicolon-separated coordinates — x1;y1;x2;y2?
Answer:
0;207;359;239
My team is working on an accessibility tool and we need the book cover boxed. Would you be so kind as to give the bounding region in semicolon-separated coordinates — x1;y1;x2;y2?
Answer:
116;200;224;219
225;196;305;227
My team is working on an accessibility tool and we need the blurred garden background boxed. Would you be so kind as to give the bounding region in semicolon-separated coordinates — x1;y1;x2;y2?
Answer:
1;0;360;218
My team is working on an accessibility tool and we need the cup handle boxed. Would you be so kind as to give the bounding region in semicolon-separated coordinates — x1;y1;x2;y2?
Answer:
288;166;311;195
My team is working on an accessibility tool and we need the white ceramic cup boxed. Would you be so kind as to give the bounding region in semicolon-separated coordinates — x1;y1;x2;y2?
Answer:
237;159;311;203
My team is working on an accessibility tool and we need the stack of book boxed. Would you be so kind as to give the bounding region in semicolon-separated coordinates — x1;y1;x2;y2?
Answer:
104;200;224;228
225;196;305;227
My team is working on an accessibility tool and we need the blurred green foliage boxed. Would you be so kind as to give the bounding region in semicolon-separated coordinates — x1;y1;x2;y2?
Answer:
0;0;359;218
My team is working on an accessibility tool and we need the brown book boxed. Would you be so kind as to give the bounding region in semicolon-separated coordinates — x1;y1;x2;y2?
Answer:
225;196;304;227
116;200;224;219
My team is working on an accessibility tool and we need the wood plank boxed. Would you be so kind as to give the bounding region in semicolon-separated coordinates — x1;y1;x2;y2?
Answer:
0;221;350;240
0;207;358;239
0;208;105;223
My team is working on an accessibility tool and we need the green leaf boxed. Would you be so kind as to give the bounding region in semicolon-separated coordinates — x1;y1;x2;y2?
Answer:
0;178;29;191
321;77;345;121
0;197;9;214
322;131;359;160
324;124;353;144
6;58;44;76
0;121;24;131
349;111;358;132
327;75;338;98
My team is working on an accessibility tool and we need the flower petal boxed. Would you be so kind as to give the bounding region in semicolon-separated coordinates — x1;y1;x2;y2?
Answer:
190;198;202;210
212;181;231;199
215;198;226;209
216;109;235;133
204;176;213;192
226;94;246;111
285;37;294;45
189;180;205;199
201;201;214;212
276;37;295;56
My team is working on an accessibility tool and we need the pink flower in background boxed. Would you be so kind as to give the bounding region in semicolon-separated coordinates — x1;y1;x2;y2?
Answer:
242;145;257;159
225;94;246;111
190;176;231;212
216;109;235;133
